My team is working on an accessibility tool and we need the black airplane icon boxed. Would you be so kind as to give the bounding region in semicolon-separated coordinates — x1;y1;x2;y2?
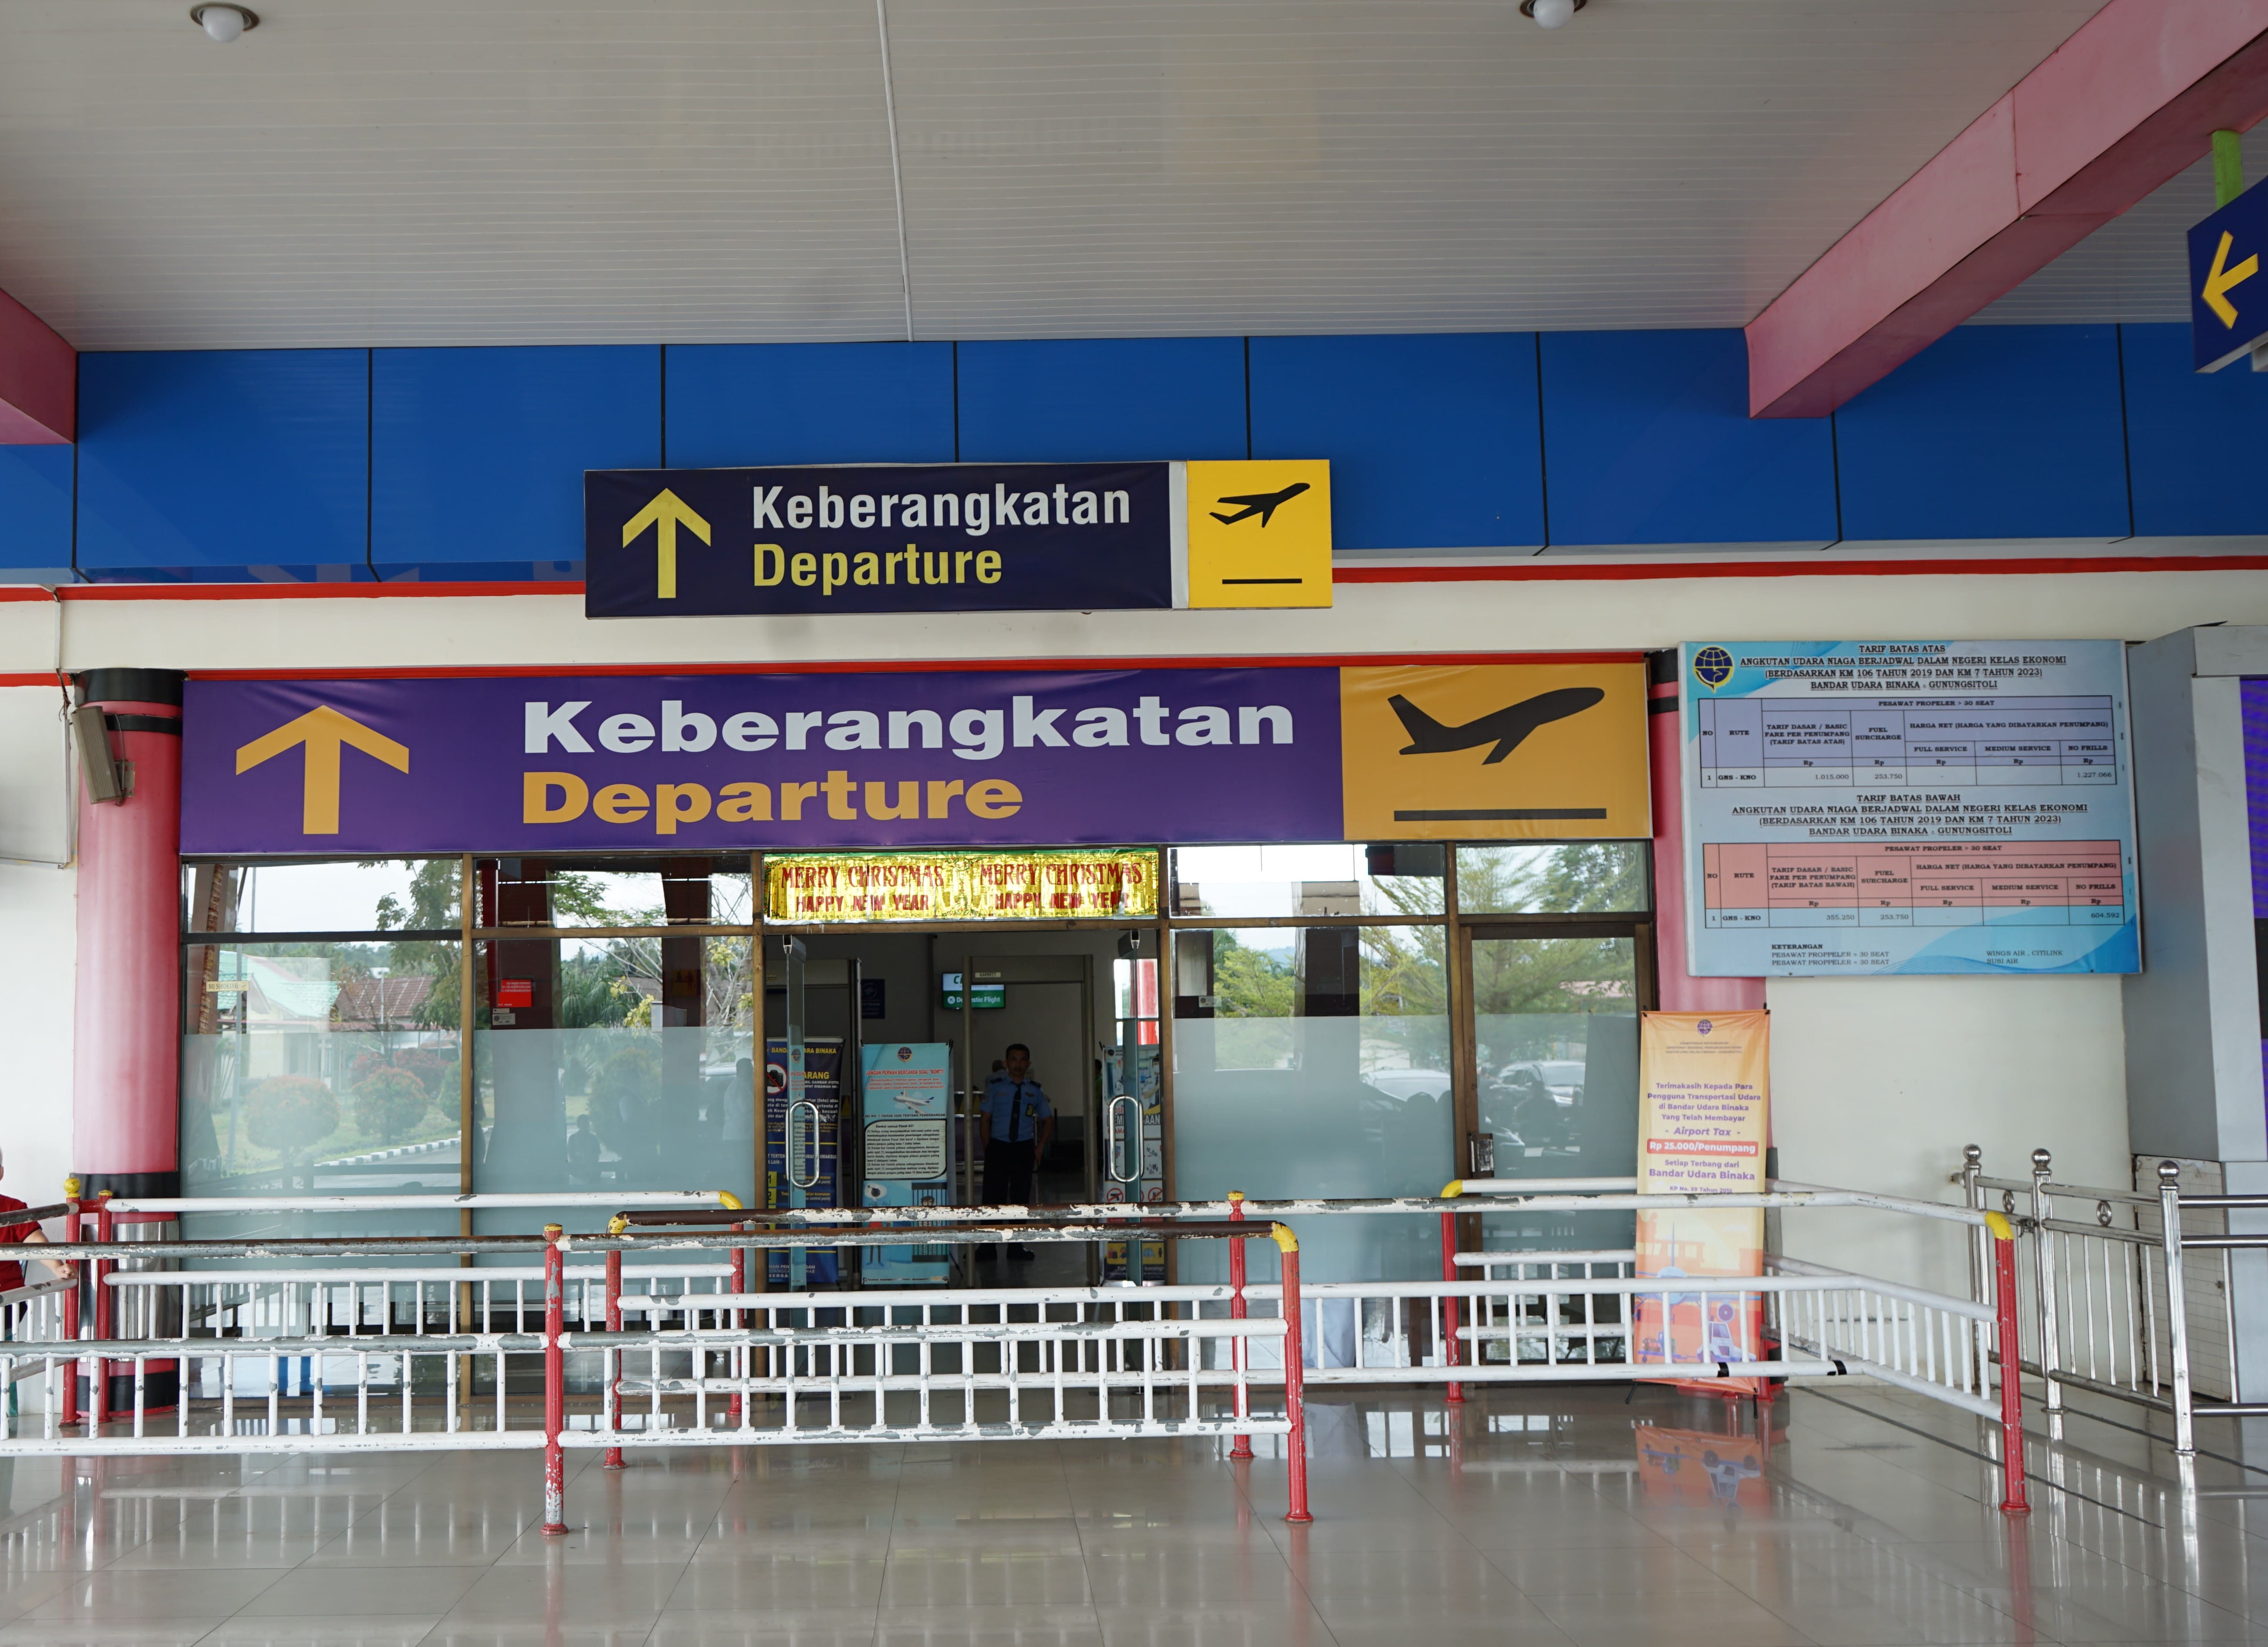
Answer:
1389;687;1606;764
1210;481;1310;527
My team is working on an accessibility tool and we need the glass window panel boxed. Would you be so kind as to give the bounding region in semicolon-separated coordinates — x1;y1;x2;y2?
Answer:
182;859;462;934
1454;843;1649;915
1470;932;1641;1256
1169;843;1445;919
476;856;752;930
181;939;463;1246
1172;925;1451;1288
472;935;758;1242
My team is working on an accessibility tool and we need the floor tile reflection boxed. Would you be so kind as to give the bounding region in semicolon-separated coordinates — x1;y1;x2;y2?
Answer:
4;1385;2268;1645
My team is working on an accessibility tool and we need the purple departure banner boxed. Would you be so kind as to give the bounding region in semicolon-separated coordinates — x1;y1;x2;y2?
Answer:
181;669;1346;855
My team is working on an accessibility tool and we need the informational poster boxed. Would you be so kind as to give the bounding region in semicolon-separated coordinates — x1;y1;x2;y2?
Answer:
860;1043;955;1285
764;1037;841;1286
1634;1010;1769;1387
1680;641;2139;976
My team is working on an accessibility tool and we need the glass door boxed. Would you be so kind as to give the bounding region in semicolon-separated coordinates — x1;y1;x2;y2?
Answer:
1462;919;1651;1254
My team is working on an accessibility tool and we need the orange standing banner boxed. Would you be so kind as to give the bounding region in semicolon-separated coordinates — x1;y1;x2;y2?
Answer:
1634;1010;1770;1390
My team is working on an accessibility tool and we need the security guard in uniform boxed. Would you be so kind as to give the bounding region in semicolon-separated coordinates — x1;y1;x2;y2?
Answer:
979;1044;1054;1260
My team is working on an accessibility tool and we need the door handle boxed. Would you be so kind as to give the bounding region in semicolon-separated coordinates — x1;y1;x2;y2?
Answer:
787;1099;823;1190
1105;1095;1141;1184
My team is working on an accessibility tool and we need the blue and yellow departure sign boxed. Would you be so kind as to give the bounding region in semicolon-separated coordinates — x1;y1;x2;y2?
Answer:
2189;175;2268;373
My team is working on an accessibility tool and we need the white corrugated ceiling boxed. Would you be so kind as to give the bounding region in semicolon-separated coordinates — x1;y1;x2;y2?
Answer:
0;0;2168;350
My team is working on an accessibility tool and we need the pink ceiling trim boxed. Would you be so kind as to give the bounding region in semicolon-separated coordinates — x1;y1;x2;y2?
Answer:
1747;0;2268;419
0;286;72;444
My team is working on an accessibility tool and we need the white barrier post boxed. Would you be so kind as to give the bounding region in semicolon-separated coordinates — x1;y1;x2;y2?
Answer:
541;1226;568;1536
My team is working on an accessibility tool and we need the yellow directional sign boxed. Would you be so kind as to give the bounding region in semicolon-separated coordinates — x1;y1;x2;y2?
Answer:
2202;232;2258;327
623;488;711;600
2189;179;2268;371
235;705;410;835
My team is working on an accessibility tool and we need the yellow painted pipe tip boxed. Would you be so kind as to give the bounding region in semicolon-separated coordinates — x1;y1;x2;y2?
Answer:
1227;1191;1245;1203
62;1176;79;1198
718;1191;745;1211
607;1215;629;1237
1441;1180;1465;1199
1984;1210;2015;1241
1269;1223;1298;1254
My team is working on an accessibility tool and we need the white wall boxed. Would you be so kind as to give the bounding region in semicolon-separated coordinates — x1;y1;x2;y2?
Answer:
1769;974;2131;1296
3;564;2248;1264
0;862;77;1222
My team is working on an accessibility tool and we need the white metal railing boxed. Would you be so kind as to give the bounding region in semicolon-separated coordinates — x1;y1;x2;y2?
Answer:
604;1284;1286;1445
1;1279;71;1385
0;1178;2036;1519
0;1219;1319;1525
1958;1146;2268;1454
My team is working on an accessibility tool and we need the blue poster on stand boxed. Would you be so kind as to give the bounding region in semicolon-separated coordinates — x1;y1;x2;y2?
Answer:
1680;640;2140;977
765;1037;841;1285
860;1043;955;1285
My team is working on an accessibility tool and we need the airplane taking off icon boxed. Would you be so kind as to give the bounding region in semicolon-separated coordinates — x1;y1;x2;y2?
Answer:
1388;687;1606;765
1210;481;1310;526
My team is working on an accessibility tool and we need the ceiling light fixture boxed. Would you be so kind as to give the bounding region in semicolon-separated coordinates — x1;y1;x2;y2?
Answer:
1520;0;1583;27
189;4;258;43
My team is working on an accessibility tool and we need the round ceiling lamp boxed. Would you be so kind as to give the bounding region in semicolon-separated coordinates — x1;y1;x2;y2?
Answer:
189;4;259;43
1520;0;1584;27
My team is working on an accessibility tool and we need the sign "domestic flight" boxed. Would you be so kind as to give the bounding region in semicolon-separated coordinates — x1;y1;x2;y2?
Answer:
584;459;1333;618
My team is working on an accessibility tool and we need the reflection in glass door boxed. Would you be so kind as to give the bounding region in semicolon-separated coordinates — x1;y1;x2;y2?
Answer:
1464;922;1649;1254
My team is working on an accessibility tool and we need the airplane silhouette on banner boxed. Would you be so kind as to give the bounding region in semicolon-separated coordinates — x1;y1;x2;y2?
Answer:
1388;687;1606;765
1209;481;1311;527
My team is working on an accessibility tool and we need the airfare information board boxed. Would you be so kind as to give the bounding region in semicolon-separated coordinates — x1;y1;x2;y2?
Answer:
1679;640;2139;977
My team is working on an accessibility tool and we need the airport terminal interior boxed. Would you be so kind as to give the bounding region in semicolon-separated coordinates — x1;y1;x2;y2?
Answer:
9;2;2268;1644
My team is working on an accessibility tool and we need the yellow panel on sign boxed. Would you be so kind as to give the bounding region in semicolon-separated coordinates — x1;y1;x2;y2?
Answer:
1338;662;1650;840
767;849;1159;923
1184;460;1331;608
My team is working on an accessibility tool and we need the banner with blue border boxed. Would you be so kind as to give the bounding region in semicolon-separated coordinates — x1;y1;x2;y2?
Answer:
1679;640;2139;977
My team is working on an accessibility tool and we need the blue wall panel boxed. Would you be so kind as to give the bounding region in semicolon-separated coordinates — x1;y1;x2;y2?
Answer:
0;445;73;573
1249;333;1543;550
1835;324;2130;542
666;342;954;468
2121;323;2268;538
374;346;658;573
78;350;368;574
956;338;1245;462
1540;330;1836;546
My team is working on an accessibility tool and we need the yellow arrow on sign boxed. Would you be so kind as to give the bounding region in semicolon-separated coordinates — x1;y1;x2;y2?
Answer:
2204;230;2259;328
235;705;410;835
623;488;711;600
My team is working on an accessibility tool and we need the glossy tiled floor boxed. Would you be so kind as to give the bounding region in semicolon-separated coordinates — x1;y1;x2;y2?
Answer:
1;1383;2264;1647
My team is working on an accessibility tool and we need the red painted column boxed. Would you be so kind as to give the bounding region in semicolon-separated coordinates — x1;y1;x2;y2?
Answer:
1648;656;1765;1015
71;670;186;1202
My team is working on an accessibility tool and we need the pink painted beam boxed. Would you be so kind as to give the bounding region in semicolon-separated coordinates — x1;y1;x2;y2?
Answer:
1748;0;2268;419
0;286;73;444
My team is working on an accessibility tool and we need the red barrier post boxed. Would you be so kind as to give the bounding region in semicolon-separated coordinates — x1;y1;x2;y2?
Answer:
541;1225;568;1536
1439;1188;1464;1405
1988;1211;2029;1514
91;1195;114;1434
1274;1224;1312;1524
1228;1192;1252;1460
603;1237;625;1471
59;1181;79;1428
